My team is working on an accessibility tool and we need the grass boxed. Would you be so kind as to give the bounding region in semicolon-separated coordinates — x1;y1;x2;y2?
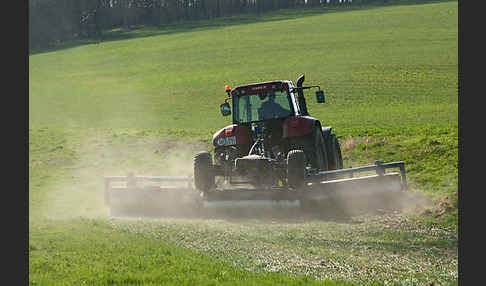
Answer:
29;1;457;134
29;1;458;285
30;0;458;223
28;128;458;285
30;219;360;286
108;214;457;285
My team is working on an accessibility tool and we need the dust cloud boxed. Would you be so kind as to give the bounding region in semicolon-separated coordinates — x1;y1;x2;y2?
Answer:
36;130;430;222
37;131;208;220
316;185;432;220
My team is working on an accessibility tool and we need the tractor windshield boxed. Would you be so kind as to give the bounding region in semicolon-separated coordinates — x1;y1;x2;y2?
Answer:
233;90;293;123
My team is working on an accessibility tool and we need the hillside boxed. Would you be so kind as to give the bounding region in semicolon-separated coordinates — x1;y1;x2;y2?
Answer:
29;2;458;285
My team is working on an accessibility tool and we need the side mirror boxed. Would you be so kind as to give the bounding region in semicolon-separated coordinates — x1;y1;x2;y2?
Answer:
220;102;231;116
316;90;325;103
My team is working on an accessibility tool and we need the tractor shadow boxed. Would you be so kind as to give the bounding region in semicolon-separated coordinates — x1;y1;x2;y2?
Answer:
112;191;425;225
200;189;426;224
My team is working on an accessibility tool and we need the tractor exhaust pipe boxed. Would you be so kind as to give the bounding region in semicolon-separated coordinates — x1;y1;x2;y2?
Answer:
296;74;309;116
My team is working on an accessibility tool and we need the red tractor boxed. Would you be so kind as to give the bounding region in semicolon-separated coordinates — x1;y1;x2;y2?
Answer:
194;74;343;192
104;75;408;216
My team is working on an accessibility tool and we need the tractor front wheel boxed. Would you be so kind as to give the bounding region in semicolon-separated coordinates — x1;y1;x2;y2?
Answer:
287;149;306;190
327;134;343;170
194;152;215;191
312;128;329;171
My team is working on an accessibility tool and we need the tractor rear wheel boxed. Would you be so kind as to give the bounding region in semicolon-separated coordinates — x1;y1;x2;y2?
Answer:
194;152;214;191
287;150;306;190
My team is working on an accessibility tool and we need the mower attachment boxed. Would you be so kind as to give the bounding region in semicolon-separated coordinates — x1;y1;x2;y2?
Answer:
307;161;407;188
104;173;198;217
303;161;407;202
104;161;408;217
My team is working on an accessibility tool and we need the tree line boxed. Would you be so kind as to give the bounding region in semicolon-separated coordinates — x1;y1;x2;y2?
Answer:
29;0;390;50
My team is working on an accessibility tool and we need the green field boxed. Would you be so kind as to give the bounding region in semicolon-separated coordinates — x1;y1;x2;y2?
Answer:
29;1;458;285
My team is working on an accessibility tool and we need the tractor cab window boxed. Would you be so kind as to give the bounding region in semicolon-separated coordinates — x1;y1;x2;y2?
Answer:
290;91;301;115
234;90;292;124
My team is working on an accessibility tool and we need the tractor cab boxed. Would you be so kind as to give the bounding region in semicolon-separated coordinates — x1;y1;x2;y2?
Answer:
229;80;298;124
214;75;326;166
220;75;325;122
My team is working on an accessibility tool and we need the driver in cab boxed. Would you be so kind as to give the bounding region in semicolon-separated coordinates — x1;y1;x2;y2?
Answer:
257;92;288;154
258;92;289;120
